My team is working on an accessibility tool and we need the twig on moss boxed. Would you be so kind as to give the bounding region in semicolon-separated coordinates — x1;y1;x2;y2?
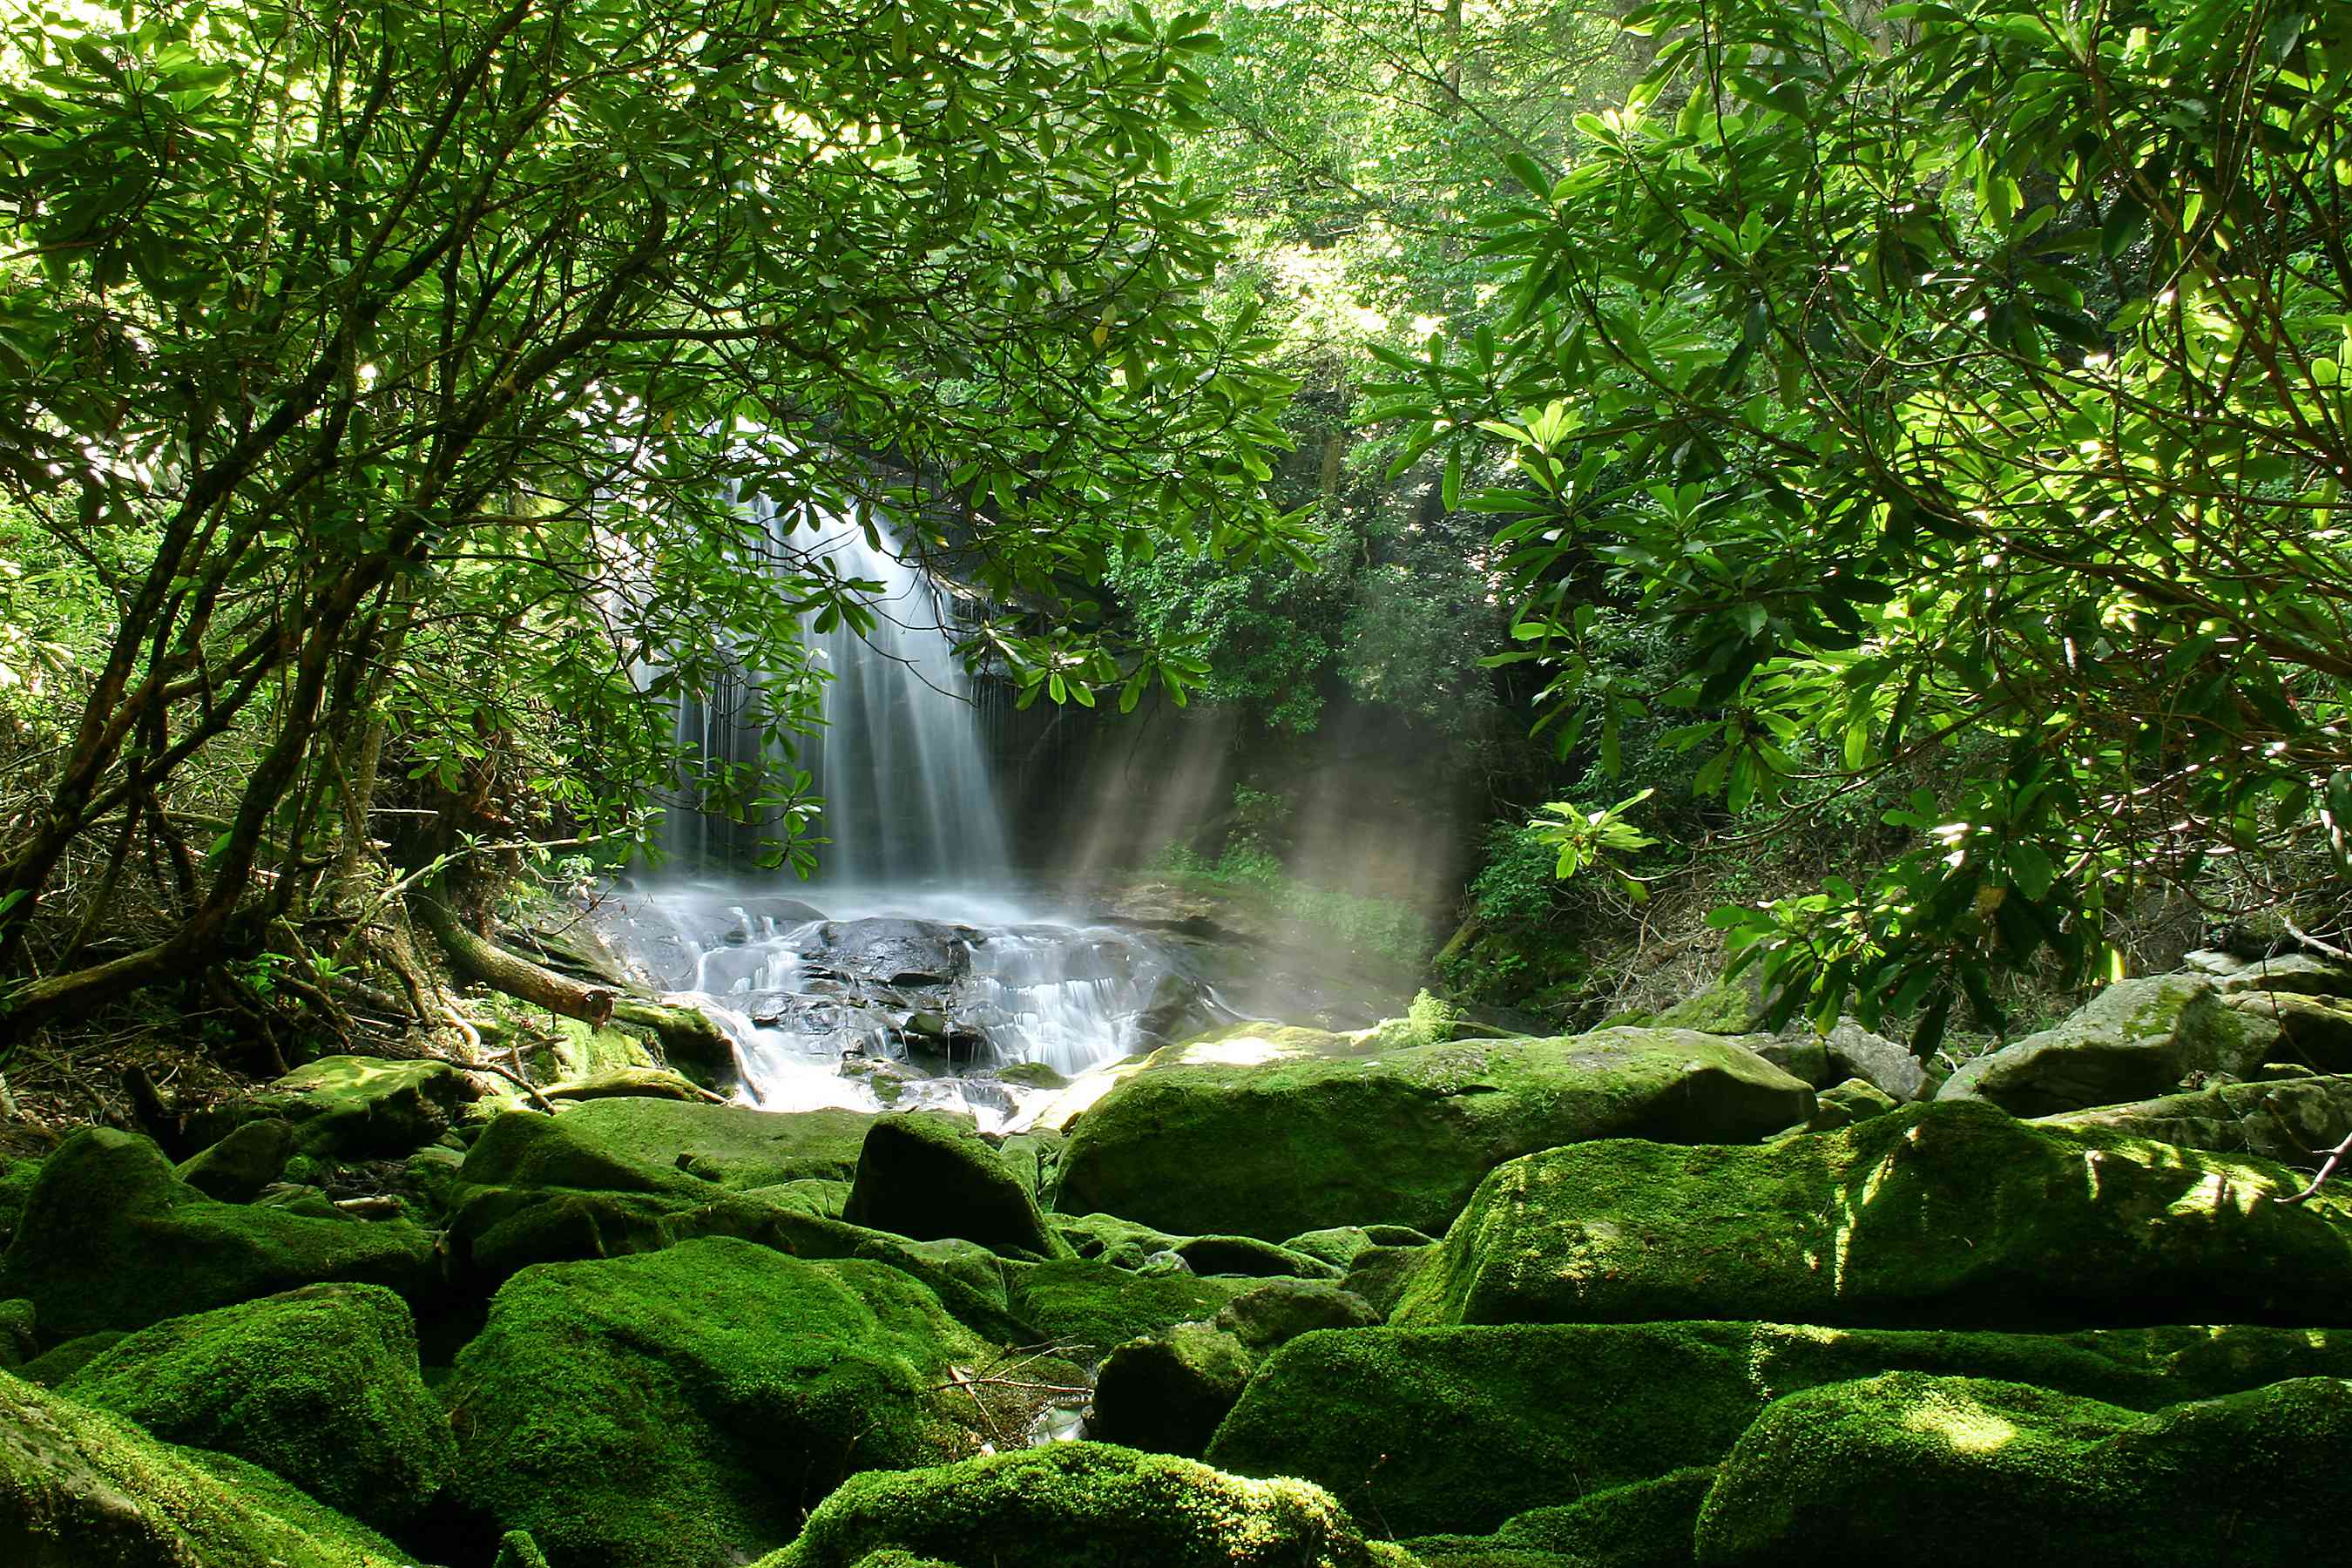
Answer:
2275;1128;2352;1205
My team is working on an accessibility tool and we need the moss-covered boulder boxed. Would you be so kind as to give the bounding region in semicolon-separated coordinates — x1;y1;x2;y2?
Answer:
444;1101;889;1281
1055;1026;1813;1241
1214;1281;1383;1351
1174;1233;1342;1280
841;1114;1067;1258
200;1054;477;1159
2227;988;2352;1071
57;1283;454;1531
1089;1323;1255;1456
446;1235;987;1568
752;1442;1412;1568
466;1098;880;1191
14;1332;126;1388
0;1157;42;1250
1006;1259;1254;1361
1936;975;2278;1115
1693;1373;2352;1565
0;1129;437;1338
2036;1072;2352;1164
0;1371;416;1567
1405;1468;1716;1568
1809;1077;1897;1129
1204;1320;2352;1538
1395;1100;2352;1329
176;1117;296;1202
1280;1224;1434;1271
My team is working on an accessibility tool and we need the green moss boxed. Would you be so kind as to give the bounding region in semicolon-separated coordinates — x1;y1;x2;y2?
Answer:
16;1331;127;1387
1203;1320;2352;1538
1396;1099;2352;1329
1056;1027;1812;1241
747;1177;851;1218
0;1155;44;1247
177;1118;296;1202
1281;1225;1436;1271
0;1372;415;1567
58;1282;455;1531
198;1055;475;1159
1694;1373;2352;1564
0;1129;436;1338
464;1099;881;1192
1341;1244;1430;1317
1008;1260;1254;1362
841;1113;1069;1259
1937;975;2277;1115
996;1061;1071;1090
446;1235;989;1568
1406;1468;1715;1568
1089;1323;1256;1456
1055;1211;1189;1268
754;1442;1413;1568
1648;975;1763;1034
1213;1281;1382;1351
1173;1234;1342;1280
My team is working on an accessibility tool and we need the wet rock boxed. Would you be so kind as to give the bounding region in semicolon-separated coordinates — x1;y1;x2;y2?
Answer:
58;1283;454;1532
1936;975;2278;1115
1394;1100;2352;1330
1056;1024;1814;1241
797;918;976;987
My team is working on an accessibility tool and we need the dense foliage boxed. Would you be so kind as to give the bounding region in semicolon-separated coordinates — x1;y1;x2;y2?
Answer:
1372;0;2352;1044
0;0;1297;1024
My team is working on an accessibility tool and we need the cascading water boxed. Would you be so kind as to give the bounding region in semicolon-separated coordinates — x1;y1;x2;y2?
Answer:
626;500;1222;1125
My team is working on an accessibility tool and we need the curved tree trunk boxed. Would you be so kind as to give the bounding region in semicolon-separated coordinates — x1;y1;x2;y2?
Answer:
410;884;617;1026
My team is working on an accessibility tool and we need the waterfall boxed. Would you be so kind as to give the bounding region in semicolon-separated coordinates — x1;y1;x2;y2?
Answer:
666;500;1012;883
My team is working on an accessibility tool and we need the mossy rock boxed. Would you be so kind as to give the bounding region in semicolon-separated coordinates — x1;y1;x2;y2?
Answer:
994;1129;1063;1206
995;1061;1070;1091
1054;1211;1189;1269
16;1331;127;1387
1809;1077;1897;1130
1281;1224;1434;1271
1173;1233;1342;1280
0;1129;437;1338
1395;1099;2352;1329
1006;1259;1254;1362
176;1118;296;1202
545;1067;712;1104
465;1098;882;1192
58;1282;455;1532
446;1235;989;1568
1405;1467;1716;1568
0;1298;32;1367
1341;1243;1432;1317
2038;1071;2352;1164
1214;1281;1383;1351
0;1372;416;1567
199;1054;476;1159
1936;975;2279;1115
1089;1323;1255;1456
1648;971;1765;1034
1055;1026;1813;1241
0;1156;42;1250
751;1442;1414;1568
1204;1319;2352;1539
1693;1372;2352;1564
842;1113;1068;1259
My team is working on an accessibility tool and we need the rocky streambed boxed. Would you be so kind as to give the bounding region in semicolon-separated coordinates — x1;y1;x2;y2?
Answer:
4;947;2352;1565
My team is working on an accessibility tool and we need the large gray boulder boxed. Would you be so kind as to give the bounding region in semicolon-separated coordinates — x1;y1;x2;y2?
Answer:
1761;1018;1927;1102
2225;988;2352;1071
2181;949;2352;997
1935;975;2277;1115
1053;1024;1814;1241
